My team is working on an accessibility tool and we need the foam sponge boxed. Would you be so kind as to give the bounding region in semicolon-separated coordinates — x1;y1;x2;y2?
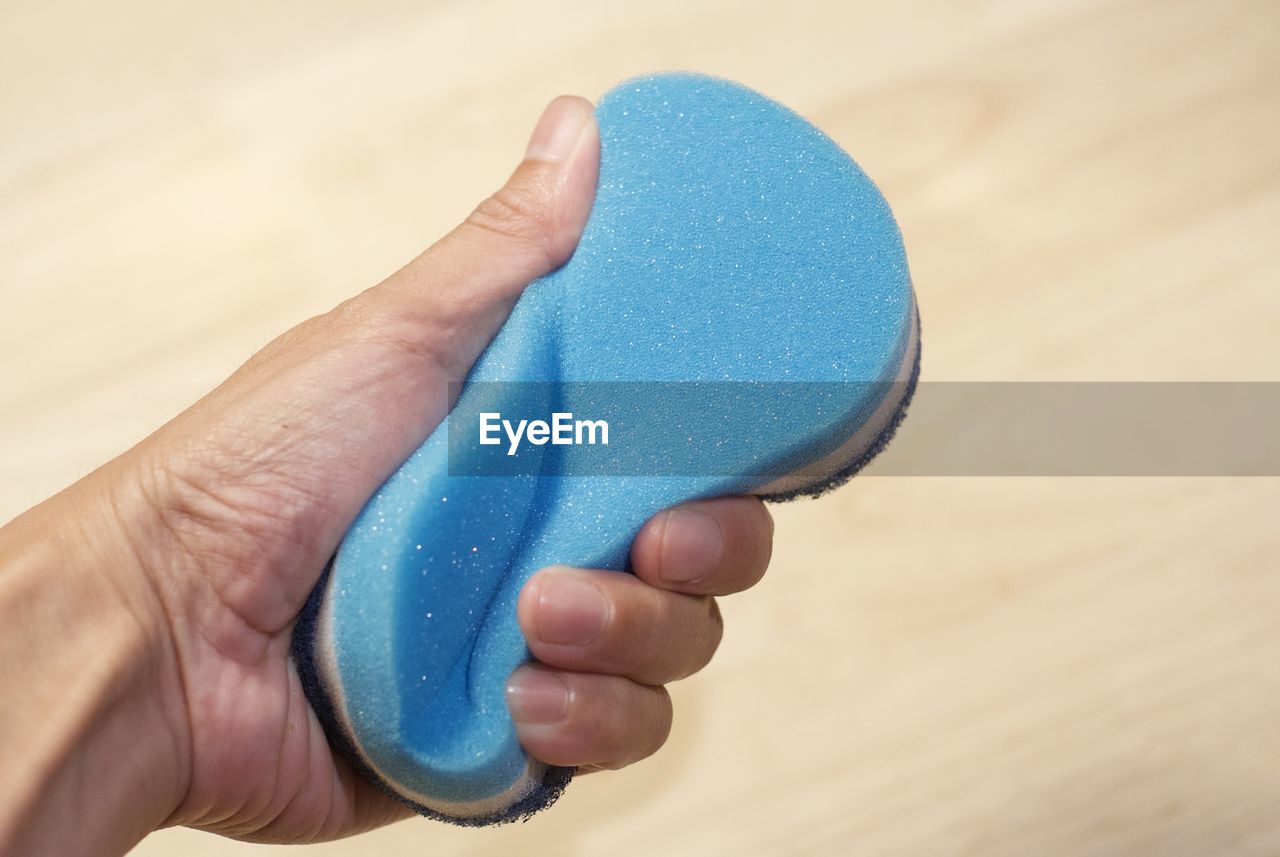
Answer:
293;72;919;824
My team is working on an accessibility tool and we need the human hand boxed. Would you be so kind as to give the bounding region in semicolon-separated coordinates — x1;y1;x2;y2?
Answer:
0;95;774;854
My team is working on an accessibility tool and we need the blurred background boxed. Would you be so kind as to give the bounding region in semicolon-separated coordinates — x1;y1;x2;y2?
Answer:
3;0;1278;854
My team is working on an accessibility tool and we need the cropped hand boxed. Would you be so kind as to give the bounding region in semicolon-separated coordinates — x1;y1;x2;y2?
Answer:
0;96;773;854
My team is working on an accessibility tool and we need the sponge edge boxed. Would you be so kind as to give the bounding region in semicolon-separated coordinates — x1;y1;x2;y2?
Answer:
292;561;576;826
292;71;919;825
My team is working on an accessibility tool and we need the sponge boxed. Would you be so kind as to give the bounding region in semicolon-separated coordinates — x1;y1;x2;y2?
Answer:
292;72;919;825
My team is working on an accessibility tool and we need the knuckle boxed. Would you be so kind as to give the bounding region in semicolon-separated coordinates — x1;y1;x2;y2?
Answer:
678;596;723;678
606;586;716;683
602;586;669;674
699;597;725;667
568;680;670;770
651;685;674;745
631;686;673;764
464;175;558;265
752;506;775;572
724;506;772;591
327;293;458;377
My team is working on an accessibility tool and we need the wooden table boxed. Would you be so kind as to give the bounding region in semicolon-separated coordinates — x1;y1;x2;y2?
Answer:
3;1;1277;854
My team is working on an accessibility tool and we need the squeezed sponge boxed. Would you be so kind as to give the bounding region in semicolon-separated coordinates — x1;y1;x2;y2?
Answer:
293;72;919;825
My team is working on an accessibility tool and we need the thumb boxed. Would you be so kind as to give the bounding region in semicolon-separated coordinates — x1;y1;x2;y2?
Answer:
313;91;600;479
359;94;600;380
118;96;600;630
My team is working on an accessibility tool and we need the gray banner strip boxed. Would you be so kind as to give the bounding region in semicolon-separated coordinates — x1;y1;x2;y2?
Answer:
868;382;1279;475
444;382;1280;477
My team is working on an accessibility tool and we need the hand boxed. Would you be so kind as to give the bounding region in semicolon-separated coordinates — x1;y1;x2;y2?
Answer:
510;495;772;773
0;95;775;854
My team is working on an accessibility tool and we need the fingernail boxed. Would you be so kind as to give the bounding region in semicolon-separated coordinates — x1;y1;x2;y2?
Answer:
660;509;724;584
525;96;590;163
534;572;608;646
507;667;569;725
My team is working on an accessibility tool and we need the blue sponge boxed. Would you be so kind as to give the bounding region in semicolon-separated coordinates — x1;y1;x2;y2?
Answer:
293;72;919;825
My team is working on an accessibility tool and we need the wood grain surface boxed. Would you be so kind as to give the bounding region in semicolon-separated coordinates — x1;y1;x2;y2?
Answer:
2;1;1277;855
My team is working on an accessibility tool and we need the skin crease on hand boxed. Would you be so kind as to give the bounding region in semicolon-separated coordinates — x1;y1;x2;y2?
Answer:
0;96;775;855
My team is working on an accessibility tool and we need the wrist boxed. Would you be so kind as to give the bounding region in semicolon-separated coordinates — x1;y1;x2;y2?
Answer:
0;461;191;855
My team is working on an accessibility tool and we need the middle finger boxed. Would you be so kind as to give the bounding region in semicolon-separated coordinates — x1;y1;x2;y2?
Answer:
517;565;723;686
